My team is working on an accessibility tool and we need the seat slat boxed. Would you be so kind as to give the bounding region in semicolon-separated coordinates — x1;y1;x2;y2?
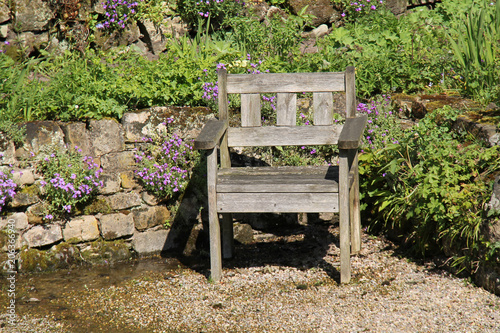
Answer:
227;125;343;147
217;165;338;193
217;192;340;213
227;72;346;94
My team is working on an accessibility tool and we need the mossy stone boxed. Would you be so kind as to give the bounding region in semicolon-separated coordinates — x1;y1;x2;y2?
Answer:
80;239;133;265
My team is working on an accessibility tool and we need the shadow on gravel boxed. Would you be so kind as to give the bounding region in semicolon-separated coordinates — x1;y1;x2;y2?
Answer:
177;213;342;282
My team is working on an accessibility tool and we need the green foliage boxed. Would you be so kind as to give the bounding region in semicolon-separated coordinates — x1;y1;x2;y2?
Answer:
360;106;500;273
177;0;244;31
36;146;103;220
446;0;500;102
319;7;451;97
223;6;312;58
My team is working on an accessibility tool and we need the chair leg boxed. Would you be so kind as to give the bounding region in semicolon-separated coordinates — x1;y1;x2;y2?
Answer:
207;148;222;281
221;213;234;259
350;155;361;254
339;149;351;284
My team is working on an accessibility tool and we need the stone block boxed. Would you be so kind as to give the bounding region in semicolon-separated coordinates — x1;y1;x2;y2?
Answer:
105;192;142;210
132;228;173;255
89;119;124;156
63;216;100;243
0;1;9;24
11;168;35;185
13;0;54;32
99;172;121;195
120;171;139;189
22;225;63;248
288;0;336;26
122;111;151;142
9;186;40;208
25;121;65;154
60;122;92;157
101;151;136;171
0;212;29;231
99;212;134;240
133;205;170;231
0;141;15;165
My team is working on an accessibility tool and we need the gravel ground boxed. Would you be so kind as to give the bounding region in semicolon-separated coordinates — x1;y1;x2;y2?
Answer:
2;220;500;333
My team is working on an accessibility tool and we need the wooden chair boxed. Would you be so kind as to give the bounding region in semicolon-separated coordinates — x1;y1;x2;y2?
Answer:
194;67;367;283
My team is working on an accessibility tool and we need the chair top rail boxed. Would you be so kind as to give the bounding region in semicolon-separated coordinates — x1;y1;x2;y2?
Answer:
226;72;346;94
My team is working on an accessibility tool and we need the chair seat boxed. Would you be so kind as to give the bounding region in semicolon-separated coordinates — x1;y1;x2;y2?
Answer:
216;165;340;213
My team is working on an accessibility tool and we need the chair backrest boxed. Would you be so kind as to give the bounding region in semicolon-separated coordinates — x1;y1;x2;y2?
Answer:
217;67;356;148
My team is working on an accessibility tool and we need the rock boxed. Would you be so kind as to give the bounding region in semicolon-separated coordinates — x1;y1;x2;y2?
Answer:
142;191;159;206
13;0;54;32
60;122;92;157
122;111;151;142
25;121;66;154
385;0;408;16
0;1;9;24
63;216;100;243
137;19;168;54
105;192;142;210
183;222;204;256
288;0;336;26
0;212;29;231
79;239;132;264
310;24;329;39
132;228;174;255
10;168;35;185
101;151;136;171
16;31;49;55
0;24;8;38
0;141;15;165
120;171;139;189
9;185;40;208
133;205;171;231
99;212;135;240
99;172;121;195
22;225;63;248
92;21;141;50
88;119;125;156
234;223;254;245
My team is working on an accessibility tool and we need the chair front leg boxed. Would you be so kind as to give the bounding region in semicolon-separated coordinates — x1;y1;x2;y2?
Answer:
207;147;222;281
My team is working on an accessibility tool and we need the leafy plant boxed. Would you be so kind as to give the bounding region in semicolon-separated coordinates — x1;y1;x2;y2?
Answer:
36;146;103;220
177;0;244;31
96;0;141;30
446;0;500;102
134;118;198;200
359;105;500;273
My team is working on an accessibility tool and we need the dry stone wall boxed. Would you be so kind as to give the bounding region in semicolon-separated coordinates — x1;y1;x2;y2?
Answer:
0;107;212;273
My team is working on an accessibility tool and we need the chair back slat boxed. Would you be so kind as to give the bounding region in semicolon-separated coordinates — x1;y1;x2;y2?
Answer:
276;93;297;126
226;72;346;94
241;93;261;127
228;125;342;147
313;92;334;125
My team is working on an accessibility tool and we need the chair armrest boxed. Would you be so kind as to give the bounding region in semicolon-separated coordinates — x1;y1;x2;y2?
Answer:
194;119;228;150
338;115;368;149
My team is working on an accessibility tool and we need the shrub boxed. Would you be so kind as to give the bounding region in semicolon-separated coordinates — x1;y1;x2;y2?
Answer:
0;167;17;212
359;105;500;273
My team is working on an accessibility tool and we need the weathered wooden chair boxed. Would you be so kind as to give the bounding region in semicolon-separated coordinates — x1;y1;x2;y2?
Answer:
194;67;367;283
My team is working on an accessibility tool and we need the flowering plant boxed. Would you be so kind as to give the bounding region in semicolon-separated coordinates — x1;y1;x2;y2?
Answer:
0;166;17;212
96;0;141;31
37;146;103;220
134;118;198;200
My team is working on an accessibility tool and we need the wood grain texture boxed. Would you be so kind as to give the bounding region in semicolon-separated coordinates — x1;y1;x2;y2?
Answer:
227;125;342;147
277;93;297;126
313;92;334;125
207;148;222;281
217;192;339;213
339;149;351;284
227;72;346;94
194;119;227;150
338;115;368;149
241;94;261;127
345;66;356;118
217;165;339;193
